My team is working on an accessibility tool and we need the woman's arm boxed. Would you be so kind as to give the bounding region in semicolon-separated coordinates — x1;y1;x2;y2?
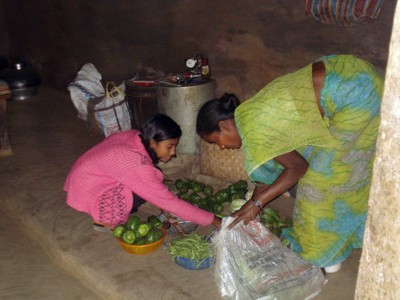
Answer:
228;150;308;229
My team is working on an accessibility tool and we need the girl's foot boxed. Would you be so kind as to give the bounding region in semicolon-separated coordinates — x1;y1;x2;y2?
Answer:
92;220;113;233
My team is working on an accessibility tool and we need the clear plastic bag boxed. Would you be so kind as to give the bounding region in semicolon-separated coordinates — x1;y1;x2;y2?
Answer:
212;217;325;300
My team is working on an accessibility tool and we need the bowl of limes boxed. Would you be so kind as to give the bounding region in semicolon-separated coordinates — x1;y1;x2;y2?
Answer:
113;215;166;255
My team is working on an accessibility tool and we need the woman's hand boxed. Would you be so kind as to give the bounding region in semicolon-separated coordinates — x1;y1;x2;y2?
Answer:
227;199;261;229
228;150;308;230
227;184;269;229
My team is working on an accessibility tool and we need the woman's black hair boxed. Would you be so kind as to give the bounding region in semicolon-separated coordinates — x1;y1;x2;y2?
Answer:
196;93;241;135
140;113;182;164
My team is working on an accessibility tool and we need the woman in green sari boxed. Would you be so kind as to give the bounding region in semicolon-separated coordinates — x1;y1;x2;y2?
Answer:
196;55;383;273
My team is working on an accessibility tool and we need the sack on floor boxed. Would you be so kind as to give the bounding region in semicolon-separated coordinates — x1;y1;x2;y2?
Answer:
87;82;132;137
212;217;325;300
67;63;105;121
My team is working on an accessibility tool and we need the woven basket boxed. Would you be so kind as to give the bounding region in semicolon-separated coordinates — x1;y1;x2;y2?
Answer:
199;140;248;182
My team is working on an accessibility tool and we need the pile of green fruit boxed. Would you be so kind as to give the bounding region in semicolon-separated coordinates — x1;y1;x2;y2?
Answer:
167;178;249;215
166;178;293;245
113;215;164;245
260;207;292;246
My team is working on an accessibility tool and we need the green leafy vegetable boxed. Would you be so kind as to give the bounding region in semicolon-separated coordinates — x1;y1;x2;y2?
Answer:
229;199;246;213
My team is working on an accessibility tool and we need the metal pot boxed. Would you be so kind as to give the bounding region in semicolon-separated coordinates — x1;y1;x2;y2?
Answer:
156;79;215;154
0;61;41;100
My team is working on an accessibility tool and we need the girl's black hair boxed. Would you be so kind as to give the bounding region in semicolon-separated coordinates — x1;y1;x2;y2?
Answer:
196;93;241;135
140;113;182;164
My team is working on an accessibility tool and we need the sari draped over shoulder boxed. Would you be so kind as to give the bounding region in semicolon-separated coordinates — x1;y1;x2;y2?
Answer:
235;55;383;267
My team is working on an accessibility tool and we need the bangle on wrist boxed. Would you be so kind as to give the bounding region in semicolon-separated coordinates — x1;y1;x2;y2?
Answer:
252;199;263;210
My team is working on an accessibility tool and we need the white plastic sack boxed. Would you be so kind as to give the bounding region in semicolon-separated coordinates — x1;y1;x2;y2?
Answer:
212;218;326;300
67;63;105;120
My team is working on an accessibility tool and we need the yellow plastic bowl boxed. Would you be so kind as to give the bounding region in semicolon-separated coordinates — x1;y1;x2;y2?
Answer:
116;228;166;255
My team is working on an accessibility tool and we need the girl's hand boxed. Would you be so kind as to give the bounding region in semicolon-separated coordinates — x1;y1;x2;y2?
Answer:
212;215;222;228
228;199;261;229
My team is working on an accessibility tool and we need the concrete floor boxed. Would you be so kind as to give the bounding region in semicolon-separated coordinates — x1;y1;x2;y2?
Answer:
0;88;361;299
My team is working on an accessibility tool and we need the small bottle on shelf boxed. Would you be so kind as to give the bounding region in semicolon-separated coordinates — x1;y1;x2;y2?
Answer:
201;58;210;79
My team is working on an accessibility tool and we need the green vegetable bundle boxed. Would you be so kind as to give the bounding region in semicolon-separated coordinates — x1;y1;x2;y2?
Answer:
167;232;213;263
260;207;292;246
113;215;164;245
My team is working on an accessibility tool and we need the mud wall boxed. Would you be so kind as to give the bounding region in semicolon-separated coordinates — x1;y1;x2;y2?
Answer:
0;0;396;100
0;1;9;59
356;1;400;298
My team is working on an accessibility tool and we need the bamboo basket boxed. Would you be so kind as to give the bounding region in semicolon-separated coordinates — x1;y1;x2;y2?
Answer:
199;140;248;182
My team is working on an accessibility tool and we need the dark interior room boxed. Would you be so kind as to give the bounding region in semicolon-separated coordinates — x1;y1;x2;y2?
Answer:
0;1;397;299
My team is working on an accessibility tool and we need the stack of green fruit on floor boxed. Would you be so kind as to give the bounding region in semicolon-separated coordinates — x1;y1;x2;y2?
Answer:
113;215;164;245
166;178;293;245
260;207;292;246
167;178;249;216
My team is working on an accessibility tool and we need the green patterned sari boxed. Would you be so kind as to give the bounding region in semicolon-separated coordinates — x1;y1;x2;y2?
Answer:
235;55;383;267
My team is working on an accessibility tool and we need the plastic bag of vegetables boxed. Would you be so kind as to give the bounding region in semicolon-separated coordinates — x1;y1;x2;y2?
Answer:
212;217;325;300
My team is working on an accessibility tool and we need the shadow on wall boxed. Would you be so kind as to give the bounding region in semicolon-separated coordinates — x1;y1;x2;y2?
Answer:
1;1;395;100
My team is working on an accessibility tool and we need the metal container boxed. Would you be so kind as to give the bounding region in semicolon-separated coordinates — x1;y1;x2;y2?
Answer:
156;80;215;154
0;61;41;101
125;80;158;129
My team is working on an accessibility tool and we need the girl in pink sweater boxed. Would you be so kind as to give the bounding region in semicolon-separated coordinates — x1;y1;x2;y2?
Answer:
64;114;221;230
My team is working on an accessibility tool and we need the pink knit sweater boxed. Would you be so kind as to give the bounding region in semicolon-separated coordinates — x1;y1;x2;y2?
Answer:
64;130;214;226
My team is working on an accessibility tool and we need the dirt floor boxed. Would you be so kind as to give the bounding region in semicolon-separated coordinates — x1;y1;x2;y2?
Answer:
0;88;362;299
